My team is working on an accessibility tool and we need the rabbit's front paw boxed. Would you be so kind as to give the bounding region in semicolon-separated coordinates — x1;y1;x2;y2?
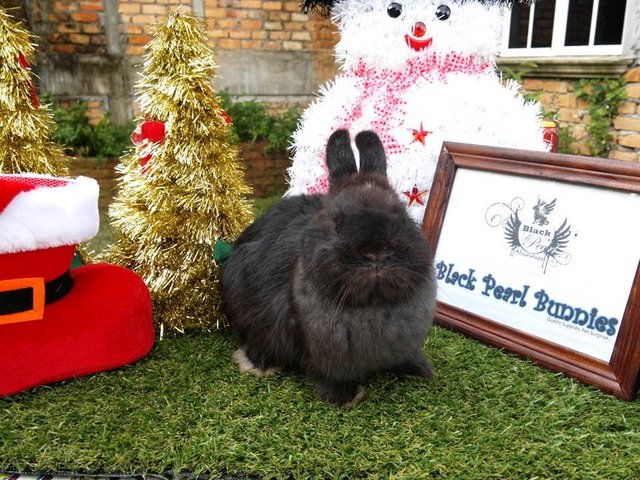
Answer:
315;380;366;407
389;355;436;380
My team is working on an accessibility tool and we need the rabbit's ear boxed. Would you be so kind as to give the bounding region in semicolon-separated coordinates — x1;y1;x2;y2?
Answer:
355;131;387;176
327;129;358;185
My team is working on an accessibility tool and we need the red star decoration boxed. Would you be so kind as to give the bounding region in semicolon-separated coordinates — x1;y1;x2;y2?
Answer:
403;186;429;206
411;122;431;145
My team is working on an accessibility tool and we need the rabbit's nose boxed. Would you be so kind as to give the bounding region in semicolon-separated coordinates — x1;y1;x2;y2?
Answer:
411;22;427;38
363;250;393;263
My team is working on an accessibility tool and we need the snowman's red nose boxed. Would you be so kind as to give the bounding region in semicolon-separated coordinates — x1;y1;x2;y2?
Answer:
412;22;427;38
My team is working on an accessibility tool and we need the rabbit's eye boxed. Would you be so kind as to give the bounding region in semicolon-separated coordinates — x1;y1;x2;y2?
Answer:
387;2;403;18
435;5;451;21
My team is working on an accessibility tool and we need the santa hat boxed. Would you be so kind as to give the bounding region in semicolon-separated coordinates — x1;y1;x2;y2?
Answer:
0;173;154;397
301;0;524;16
0;173;99;255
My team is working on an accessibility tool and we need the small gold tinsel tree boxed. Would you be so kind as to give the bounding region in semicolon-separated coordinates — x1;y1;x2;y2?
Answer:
102;11;253;333
0;7;68;175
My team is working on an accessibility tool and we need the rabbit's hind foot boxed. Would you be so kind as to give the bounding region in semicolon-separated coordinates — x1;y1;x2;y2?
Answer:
232;348;281;377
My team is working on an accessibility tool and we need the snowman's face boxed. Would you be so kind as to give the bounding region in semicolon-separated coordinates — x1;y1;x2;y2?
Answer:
333;0;504;69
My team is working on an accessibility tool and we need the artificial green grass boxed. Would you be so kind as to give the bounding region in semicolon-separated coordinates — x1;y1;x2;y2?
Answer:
1;328;640;478
3;196;640;478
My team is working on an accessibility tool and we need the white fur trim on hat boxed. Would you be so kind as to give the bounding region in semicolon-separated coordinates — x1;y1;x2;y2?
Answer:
0;174;99;254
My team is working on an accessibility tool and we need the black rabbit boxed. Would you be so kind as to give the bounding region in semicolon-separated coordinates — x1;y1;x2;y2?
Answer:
220;129;437;407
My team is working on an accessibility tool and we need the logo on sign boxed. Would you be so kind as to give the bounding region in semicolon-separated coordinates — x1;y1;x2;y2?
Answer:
486;197;572;273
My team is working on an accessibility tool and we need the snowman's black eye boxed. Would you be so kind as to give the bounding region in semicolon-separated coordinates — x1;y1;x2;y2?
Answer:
436;5;451;20
387;2;403;18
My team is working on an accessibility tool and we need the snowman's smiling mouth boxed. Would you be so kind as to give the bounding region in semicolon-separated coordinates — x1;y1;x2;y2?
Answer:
405;34;433;51
405;21;432;51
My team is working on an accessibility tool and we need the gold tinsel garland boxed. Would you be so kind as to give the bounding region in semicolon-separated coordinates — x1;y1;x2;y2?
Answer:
0;7;68;176
101;11;253;333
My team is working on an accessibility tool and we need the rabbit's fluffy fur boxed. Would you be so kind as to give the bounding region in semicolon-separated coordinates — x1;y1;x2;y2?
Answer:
221;129;436;406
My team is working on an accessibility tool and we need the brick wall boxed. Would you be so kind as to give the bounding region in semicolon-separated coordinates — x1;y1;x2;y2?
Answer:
29;0;333;56
240;141;289;197
26;0;336;123
614;68;640;160
118;0;192;56
33;0;107;55
522;67;640;162
205;0;335;51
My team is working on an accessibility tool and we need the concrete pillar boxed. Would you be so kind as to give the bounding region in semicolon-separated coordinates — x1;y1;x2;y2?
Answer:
192;0;204;18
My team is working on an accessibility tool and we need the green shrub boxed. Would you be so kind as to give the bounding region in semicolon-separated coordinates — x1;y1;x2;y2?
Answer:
574;77;627;157
218;90;301;152
43;93;134;161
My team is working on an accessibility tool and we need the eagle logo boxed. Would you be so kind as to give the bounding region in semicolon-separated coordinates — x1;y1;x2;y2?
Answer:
533;197;556;226
486;197;572;273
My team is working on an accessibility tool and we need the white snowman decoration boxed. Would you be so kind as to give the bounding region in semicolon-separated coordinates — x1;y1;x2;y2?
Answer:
287;0;548;222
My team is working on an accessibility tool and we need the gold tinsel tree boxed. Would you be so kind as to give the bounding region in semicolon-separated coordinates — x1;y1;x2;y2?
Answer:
101;11;253;333
0;7;68;175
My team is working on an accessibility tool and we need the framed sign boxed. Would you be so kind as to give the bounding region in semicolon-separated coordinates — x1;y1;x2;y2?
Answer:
422;142;640;401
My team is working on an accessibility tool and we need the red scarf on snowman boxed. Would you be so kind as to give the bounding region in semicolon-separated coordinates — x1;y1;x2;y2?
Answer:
342;52;492;153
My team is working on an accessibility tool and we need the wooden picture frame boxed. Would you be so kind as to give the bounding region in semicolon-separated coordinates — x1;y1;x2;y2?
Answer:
422;142;640;401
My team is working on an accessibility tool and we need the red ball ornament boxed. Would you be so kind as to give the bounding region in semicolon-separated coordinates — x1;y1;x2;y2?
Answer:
541;119;559;153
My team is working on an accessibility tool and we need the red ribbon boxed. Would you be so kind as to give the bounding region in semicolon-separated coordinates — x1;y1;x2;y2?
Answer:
18;52;40;109
220;110;232;125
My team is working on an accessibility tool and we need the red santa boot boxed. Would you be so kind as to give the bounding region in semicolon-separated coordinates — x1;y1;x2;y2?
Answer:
0;173;155;397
